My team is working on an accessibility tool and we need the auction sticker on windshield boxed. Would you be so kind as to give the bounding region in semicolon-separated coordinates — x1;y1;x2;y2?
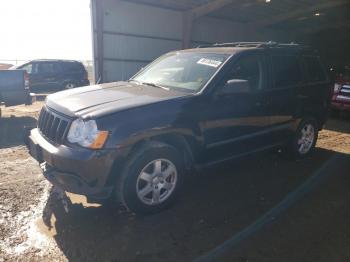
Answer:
197;58;222;68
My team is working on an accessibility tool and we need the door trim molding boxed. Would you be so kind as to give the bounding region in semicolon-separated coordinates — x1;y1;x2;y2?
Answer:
198;142;284;169
206;122;291;149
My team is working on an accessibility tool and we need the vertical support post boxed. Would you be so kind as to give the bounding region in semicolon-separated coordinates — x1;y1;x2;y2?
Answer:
95;0;104;83
182;11;194;49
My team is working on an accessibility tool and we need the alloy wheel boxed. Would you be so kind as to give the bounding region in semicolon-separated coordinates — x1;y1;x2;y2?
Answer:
65;83;76;89
297;123;315;154
136;159;177;205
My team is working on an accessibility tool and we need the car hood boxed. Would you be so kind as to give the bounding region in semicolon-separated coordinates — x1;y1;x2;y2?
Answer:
46;81;190;118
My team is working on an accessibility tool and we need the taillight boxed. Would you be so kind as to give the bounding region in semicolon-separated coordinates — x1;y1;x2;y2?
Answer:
84;71;88;80
24;72;30;89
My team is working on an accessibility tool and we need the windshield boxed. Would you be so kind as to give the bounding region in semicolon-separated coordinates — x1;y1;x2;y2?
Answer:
132;52;230;92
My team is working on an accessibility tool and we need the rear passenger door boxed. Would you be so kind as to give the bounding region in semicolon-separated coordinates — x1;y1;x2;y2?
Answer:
265;52;303;144
300;56;331;119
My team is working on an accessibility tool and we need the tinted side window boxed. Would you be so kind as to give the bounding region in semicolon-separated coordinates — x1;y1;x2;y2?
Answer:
32;63;39;74
303;56;326;82
225;54;263;91
63;62;85;72
38;62;61;74
272;55;302;88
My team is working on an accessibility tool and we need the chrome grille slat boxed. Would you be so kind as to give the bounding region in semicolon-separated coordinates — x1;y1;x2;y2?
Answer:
44;114;54;136
39;110;48;131
38;110;44;129
57;121;68;144
37;107;70;145
50;117;60;141
55;120;64;144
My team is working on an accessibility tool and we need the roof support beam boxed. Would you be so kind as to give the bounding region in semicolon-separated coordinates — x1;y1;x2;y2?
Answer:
191;0;233;19
182;11;194;48
181;0;235;48
250;0;349;29
94;0;105;83
297;20;350;35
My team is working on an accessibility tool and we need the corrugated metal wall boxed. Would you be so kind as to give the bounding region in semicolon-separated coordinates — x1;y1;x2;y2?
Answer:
91;0;287;83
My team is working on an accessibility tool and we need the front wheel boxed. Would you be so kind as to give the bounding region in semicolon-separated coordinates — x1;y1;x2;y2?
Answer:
116;142;184;215
287;118;318;159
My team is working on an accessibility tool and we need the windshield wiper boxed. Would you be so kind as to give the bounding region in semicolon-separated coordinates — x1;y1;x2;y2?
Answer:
141;82;170;91
128;79;170;91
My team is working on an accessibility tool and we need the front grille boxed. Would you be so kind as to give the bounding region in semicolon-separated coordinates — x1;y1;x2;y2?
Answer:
340;85;350;97
38;107;70;144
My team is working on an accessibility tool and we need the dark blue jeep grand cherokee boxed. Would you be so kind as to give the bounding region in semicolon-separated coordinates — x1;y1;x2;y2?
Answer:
27;42;332;214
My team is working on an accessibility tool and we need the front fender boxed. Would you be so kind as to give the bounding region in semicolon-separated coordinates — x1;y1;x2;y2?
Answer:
97;99;203;149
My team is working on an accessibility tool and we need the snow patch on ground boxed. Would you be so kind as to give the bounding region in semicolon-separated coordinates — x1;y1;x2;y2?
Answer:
0;180;56;257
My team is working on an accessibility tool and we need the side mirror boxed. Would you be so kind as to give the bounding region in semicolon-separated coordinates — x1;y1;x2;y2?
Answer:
219;79;250;95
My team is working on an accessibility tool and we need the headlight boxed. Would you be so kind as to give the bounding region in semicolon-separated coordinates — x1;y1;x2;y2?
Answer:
67;119;108;149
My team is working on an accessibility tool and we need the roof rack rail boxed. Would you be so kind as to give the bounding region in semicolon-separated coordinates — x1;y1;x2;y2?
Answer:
196;42;265;48
197;41;304;49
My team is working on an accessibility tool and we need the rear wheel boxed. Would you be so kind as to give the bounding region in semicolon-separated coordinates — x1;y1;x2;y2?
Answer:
287;118;318;159
116;142;184;215
64;82;76;89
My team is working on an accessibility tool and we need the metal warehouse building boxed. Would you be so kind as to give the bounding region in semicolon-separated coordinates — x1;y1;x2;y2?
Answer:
90;0;350;83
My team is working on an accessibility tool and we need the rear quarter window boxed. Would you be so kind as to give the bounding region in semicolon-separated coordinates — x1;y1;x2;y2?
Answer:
303;56;327;83
37;62;61;73
271;55;302;88
63;62;85;73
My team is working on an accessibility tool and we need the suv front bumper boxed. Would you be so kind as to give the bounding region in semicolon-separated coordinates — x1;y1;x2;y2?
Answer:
27;128;117;200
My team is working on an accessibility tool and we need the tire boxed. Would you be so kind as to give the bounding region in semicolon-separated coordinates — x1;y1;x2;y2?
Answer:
116;141;184;215
64;82;76;89
287;117;318;159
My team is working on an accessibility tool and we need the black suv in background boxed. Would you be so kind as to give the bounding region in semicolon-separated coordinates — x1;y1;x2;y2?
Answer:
27;42;332;214
15;59;89;92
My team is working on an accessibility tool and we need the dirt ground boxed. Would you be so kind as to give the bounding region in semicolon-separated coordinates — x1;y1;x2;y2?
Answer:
0;102;350;262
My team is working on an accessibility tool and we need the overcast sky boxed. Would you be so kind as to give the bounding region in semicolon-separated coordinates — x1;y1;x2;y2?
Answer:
0;0;92;63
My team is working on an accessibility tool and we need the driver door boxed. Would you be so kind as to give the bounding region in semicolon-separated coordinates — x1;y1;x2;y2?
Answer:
200;52;273;161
